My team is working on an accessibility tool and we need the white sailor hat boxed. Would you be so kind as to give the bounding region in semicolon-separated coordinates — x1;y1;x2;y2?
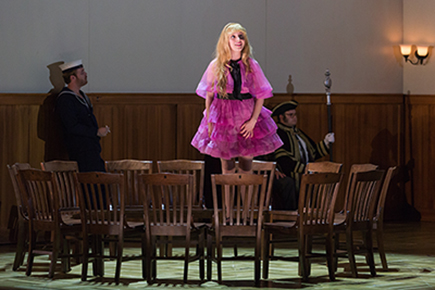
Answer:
59;60;83;73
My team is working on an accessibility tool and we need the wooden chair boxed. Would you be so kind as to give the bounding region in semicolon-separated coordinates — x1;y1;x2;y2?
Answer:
269;161;343;223
41;160;82;264
75;172;143;284
263;172;343;281
138;173;205;284
157;159;205;209
7;163;31;271
334;169;385;278
233;160;276;257
41;160;80;219
207;173;268;285
373;166;398;270
105;159;153;208
17;169;81;278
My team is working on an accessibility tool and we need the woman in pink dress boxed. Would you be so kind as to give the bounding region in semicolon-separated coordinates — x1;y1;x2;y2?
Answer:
191;22;283;175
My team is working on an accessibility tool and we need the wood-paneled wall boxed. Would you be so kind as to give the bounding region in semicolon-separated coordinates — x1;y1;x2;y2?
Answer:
0;92;432;230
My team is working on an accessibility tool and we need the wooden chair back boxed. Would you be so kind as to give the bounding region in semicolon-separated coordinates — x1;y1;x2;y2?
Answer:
251;160;276;209
41;160;79;210
7;163;32;218
375;166;398;222
139;173;194;235
347;170;385;225
343;163;378;212
157;159;204;208
373;166;397;270
211;173;267;230
75;172;125;235
297;172;343;231
305;161;343;174
105;159;152;207
17;169;59;230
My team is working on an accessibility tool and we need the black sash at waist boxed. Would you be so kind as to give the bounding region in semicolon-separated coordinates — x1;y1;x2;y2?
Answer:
217;93;252;100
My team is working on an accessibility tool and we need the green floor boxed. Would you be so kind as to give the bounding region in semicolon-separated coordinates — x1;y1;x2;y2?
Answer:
0;222;434;289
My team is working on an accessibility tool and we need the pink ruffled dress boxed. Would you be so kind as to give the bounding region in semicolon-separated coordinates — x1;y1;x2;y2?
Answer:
191;58;283;159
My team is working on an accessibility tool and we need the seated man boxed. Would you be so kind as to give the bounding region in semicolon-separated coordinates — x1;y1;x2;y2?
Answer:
269;100;335;210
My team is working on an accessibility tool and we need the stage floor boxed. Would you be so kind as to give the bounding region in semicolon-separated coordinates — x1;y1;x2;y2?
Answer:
0;221;434;289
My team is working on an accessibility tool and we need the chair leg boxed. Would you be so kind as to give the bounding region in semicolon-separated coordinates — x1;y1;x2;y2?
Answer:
60;234;71;273
299;234;309;281
13;220;27;271
115;235;123;284
305;236;313;276
49;231;61;278
216;239;222;284
206;232;213;281
376;225;388;270
199;229;205;281
262;229;270;279
325;233;336;281
346;229;358;278
25;227;36;277
146;236;155;284
334;232;340;271
81;234;89;281
141;233;147;279
152;240;157;281
254;238;261;286
92;235;104;277
183;236;190;283
364;229;377;277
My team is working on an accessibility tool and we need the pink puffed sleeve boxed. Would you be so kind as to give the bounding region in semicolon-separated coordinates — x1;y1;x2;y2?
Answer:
196;60;217;99
247;58;273;99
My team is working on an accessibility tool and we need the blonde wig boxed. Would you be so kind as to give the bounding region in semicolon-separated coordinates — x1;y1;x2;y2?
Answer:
214;23;253;97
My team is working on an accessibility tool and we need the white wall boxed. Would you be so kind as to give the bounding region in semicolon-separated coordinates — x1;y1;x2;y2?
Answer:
403;0;435;95
0;0;403;94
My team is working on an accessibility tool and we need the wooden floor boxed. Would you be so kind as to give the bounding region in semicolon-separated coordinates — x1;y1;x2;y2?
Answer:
0;221;434;289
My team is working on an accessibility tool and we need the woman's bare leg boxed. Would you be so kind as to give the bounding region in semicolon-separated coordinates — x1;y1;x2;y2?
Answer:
220;158;236;174
238;156;253;173
238;156;254;207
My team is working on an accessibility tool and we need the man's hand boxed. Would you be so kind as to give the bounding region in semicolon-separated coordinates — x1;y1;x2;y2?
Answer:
97;125;111;137
275;169;286;179
324;132;335;148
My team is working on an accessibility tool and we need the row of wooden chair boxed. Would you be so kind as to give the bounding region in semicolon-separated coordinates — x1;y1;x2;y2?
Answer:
9;165;205;284
262;162;397;282
7;159;396;284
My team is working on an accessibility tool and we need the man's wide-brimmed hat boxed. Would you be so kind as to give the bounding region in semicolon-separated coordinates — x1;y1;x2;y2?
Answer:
271;100;298;117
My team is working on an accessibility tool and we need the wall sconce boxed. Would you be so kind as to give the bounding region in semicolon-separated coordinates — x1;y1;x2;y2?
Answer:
400;44;430;65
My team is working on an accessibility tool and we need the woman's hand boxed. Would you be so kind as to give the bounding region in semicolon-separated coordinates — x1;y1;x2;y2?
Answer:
208;122;214;138
240;118;256;139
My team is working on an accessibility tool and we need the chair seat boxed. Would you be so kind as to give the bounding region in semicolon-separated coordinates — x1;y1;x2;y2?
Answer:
333;212;346;225
267;210;298;222
126;220;144;229
264;221;296;230
61;214;82;226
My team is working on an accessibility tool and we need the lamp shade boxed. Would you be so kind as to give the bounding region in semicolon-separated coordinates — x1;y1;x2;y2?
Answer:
416;46;429;57
400;44;413;56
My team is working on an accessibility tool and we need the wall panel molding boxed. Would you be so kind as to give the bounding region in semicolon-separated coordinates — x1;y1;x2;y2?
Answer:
1;92;433;230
